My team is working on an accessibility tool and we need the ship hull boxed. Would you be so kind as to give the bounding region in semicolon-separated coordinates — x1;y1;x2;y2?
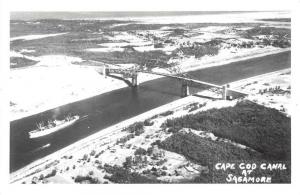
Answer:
29;116;79;139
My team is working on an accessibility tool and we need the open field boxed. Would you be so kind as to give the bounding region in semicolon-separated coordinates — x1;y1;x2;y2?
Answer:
10;15;290;69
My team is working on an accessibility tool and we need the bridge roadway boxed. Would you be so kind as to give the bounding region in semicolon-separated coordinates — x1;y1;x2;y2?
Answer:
104;67;222;87
104;67;238;99
140;70;222;88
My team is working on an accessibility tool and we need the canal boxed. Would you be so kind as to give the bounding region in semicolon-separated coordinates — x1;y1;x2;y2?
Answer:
10;51;291;172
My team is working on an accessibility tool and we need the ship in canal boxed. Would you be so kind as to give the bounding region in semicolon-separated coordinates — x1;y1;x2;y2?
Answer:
28;115;80;139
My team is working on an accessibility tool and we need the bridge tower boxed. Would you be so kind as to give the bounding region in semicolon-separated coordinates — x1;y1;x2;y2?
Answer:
222;84;229;100
131;72;138;87
103;66;108;78
181;81;190;97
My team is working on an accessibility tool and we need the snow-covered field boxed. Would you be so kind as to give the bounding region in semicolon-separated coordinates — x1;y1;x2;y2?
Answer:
10;50;39;61
231;68;291;116
10;32;68;41
9;55;129;121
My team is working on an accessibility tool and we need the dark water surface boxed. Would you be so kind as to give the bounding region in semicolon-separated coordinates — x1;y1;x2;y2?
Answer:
10;51;290;172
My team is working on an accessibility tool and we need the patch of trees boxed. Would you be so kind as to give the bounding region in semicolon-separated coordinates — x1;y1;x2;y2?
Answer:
111;23;181;32
74;175;100;184
102;164;160;183
168;28;186;36
239;41;255;48
122;122;145;136
259;18;291;22
188;102;207;112
160;131;262;166
242;26;290;39
159;131;291;183
261;38;290;48
10;57;39;69
161;100;290;161
83;49;173;69
202;39;224;47
259;86;289;95
116;133;135;144
240;26;291;48
42;169;57;180
134;147;147;156
143;119;154;126
172;44;219;59
150;110;175;120
154;42;164;48
159;110;174;117
116;122;146;145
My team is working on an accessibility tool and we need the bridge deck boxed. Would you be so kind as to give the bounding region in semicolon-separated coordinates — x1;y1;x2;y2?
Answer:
106;67;223;88
140;70;223;88
103;66;248;98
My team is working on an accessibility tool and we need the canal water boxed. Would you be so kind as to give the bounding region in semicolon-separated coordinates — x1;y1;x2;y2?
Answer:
10;51;290;172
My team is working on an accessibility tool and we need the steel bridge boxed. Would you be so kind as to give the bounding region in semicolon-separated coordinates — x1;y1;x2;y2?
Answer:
96;65;247;100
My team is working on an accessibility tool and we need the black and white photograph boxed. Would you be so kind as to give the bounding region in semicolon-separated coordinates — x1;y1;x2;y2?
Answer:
0;0;299;193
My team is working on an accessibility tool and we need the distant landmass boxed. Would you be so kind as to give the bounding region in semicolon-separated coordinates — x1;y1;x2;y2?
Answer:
10;11;269;21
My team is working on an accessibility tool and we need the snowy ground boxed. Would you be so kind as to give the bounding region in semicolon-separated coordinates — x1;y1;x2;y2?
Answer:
9;55;129;121
231;69;291;116
10;33;68;41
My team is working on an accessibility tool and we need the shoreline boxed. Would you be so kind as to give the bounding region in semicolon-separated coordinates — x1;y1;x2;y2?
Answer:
10;47;290;122
10;95;200;182
10;66;290;183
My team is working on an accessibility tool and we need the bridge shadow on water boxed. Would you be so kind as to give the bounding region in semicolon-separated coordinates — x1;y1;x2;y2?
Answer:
106;74;134;87
138;84;182;97
192;94;221;100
